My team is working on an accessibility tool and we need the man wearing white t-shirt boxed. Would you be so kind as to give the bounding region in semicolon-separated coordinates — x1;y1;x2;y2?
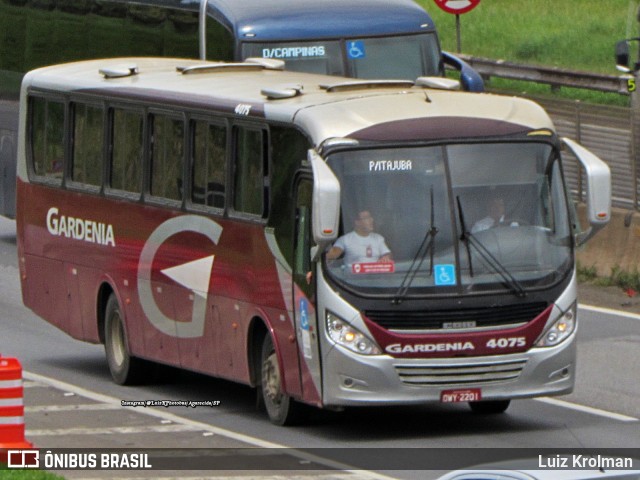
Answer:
471;196;519;233
326;210;392;266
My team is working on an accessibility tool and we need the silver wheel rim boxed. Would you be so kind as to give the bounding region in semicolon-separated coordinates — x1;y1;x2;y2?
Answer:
262;352;282;406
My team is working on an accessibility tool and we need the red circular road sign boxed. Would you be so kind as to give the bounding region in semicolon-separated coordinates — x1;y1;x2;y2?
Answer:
433;0;480;14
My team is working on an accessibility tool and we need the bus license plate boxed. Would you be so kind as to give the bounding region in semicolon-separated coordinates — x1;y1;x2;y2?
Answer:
440;388;482;403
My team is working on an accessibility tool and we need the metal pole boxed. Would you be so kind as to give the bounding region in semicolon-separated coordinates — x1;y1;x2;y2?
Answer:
198;0;208;60
456;14;461;53
632;5;640;210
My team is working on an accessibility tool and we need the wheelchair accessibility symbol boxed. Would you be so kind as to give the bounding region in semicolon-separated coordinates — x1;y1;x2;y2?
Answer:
347;41;366;59
299;298;310;331
435;264;456;286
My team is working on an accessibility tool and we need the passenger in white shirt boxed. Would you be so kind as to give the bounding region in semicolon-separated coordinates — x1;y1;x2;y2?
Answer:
327;210;392;266
471;197;519;233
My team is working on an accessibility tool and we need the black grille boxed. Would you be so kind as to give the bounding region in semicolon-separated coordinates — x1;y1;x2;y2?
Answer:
365;302;548;330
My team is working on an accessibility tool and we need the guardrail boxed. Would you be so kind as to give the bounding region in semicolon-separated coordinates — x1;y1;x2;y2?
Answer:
449;54;639;211
455;54;631;96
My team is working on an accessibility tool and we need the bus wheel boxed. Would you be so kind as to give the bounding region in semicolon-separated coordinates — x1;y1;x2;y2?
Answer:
469;399;511;414
260;334;303;426
104;294;145;385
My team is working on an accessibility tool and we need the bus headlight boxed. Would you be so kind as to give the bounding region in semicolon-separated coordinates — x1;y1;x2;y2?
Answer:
326;311;381;355
536;302;576;347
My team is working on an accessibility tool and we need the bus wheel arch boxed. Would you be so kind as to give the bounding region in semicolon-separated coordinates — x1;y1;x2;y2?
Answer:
96;282;114;345
247;316;305;425
247;317;268;388
259;330;305;426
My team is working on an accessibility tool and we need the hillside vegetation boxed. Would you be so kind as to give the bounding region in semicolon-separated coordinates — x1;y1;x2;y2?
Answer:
420;0;634;75
418;0;637;103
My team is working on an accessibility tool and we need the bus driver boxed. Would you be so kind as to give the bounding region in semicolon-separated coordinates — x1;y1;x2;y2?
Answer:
471;196;520;233
326;210;393;266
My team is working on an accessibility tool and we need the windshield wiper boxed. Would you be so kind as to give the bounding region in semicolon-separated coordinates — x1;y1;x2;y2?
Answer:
456;196;526;298
456;196;474;277
393;188;438;304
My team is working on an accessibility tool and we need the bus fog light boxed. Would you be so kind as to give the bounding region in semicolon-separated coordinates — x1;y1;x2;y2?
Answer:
536;302;576;347
326;311;381;355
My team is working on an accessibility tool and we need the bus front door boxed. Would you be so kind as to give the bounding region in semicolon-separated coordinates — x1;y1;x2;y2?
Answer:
292;178;323;405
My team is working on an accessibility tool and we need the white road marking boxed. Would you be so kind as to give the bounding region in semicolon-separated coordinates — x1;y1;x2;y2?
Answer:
26;403;121;413
22;370;399;480
535;396;639;422
27;424;197;436
24;370;279;447
579;303;640;321
70;476;371;480
23;380;45;388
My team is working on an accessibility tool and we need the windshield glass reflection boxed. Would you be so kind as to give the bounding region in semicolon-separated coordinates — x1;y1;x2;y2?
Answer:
242;34;441;79
325;143;572;296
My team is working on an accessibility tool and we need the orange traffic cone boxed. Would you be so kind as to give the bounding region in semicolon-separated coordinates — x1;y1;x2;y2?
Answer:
0;357;34;464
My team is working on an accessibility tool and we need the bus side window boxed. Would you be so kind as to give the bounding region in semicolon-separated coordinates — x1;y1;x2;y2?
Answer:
191;120;227;209
149;113;184;202
71;103;104;188
29;96;65;184
110;108;143;195
233;126;266;217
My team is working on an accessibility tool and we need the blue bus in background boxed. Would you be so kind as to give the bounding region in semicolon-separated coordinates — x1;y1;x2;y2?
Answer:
208;0;483;89
0;0;483;218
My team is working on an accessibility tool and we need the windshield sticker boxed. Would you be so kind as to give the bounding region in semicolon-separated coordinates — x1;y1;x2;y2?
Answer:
298;298;312;359
347;41;366;59
352;262;395;274
434;264;456;286
369;160;413;172
262;46;326;59
299;298;310;331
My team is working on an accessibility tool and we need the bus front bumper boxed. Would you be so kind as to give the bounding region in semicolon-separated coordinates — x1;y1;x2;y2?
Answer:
321;332;576;408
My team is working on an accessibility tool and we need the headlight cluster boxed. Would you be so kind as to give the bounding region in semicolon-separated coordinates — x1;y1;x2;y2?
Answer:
536;302;576;347
326;311;381;355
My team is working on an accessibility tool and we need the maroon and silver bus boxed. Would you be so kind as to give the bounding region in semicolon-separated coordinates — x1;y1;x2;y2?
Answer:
16;57;610;424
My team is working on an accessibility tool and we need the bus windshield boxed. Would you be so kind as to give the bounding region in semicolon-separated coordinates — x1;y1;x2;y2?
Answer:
325;142;573;297
242;33;442;79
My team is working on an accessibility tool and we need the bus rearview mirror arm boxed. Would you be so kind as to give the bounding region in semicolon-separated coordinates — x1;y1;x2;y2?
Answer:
308;149;340;260
615;38;640;73
561;138;611;246
441;51;485;93
616;39;631;72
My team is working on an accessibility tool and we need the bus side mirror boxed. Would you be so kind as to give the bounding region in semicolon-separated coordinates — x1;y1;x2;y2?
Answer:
441;51;485;92
561;138;611;246
308;149;340;255
616;40;631;72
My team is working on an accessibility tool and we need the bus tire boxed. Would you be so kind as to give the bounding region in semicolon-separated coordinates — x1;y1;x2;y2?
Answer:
469;399;511;414
260;334;304;426
104;294;145;385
